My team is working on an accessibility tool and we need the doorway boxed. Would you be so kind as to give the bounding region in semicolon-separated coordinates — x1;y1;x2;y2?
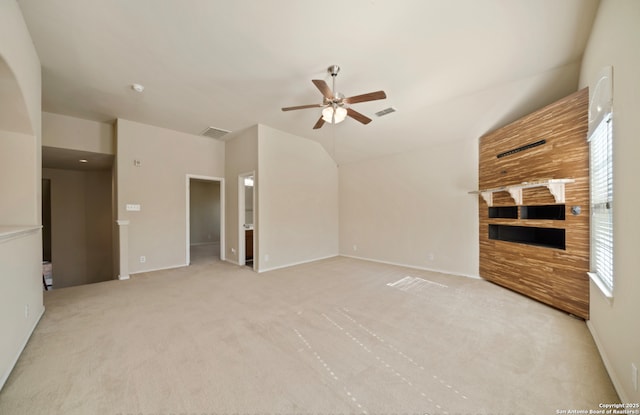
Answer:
238;172;255;269
186;175;225;265
41;163;114;289
42;178;52;263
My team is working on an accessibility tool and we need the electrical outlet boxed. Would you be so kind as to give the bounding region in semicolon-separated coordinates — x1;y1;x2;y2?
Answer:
632;363;638;392
264;254;270;262
139;256;146;263
231;248;236;255
24;304;29;319
353;245;357;251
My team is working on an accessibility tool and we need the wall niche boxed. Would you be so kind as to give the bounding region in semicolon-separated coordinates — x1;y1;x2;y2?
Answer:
477;88;590;319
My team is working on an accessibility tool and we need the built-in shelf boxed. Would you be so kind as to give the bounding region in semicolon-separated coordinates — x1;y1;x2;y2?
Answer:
488;206;518;219
521;204;565;220
489;224;566;250
470;179;575;206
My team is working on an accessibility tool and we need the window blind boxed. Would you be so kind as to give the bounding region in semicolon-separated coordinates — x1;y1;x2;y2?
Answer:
589;112;613;294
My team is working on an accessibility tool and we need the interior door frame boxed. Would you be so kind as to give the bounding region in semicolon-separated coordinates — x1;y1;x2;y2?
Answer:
185;174;225;265
238;171;256;270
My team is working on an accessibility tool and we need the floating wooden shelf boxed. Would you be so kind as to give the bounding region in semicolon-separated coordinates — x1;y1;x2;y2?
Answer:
470;179;575;206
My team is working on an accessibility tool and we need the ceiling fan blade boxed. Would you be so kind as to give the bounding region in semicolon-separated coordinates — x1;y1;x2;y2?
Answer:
343;90;387;104
281;103;324;111
312;79;334;100
346;108;372;125
312;116;325;129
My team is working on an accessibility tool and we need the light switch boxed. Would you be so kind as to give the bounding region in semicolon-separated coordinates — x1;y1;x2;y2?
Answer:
126;204;141;211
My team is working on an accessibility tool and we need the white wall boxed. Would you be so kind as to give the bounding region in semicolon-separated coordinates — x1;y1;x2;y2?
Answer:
0;131;38;224
116;119;225;274
224;125;259;266
258;125;339;272
339;138;479;278
42;112;113;154
0;0;43;392
578;0;640;403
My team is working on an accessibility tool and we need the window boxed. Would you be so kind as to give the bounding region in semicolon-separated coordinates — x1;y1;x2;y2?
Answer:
588;112;613;297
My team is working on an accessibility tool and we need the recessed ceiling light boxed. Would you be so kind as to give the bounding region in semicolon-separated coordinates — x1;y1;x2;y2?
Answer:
131;83;145;93
79;159;88;163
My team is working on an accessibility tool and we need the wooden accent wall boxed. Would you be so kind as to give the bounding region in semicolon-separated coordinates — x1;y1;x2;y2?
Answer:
478;88;590;319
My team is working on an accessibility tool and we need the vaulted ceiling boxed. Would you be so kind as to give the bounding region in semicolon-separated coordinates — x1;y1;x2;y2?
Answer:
18;0;599;164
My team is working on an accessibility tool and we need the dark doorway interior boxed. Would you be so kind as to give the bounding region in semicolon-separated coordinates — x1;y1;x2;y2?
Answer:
42;178;51;262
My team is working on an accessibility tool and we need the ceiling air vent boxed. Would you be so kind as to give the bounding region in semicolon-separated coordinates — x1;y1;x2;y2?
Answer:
375;107;397;117
200;126;230;139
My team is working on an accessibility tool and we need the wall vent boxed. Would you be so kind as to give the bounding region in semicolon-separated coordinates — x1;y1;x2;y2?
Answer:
200;126;231;139
497;139;546;158
375;107;397;117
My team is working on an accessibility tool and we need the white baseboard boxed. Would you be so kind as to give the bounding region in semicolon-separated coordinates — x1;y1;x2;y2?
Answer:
130;263;189;276
224;258;241;266
586;320;626;402
118;274;130;280
257;254;339;273
190;242;220;247
340;254;481;280
0;305;45;392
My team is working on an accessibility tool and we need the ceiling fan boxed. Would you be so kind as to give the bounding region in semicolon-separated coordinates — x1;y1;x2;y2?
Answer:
282;65;387;129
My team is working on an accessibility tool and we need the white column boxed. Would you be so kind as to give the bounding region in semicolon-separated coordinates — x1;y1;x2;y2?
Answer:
116;220;130;280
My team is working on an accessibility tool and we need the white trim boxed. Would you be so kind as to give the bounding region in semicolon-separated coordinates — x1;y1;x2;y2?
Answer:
238;171;256;271
130;262;189;275
587;320;628;403
257;254;339;273
185;174;225;265
189;241;221;247
0;225;41;244
340;254;482;280
224;258;241;266
0;305;45;391
588;271;613;302
116;220;130;281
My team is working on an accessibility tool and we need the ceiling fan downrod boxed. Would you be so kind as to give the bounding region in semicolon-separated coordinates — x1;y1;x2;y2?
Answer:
329;65;340;123
281;63;386;129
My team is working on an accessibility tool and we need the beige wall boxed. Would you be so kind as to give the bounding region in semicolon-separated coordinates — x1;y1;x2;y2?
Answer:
189;179;221;245
116;119;225;274
0;0;43;391
43;168;113;288
0;2;41;138
0;131;38;224
42;112;113;154
579;0;640;403
339;138;479;278
258;125;338;272
224;125;259;266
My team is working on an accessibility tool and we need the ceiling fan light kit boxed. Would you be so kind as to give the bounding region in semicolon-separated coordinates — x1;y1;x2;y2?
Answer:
322;106;347;124
282;65;387;129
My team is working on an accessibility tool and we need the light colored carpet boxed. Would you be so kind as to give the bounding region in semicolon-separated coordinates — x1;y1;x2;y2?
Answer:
0;256;618;414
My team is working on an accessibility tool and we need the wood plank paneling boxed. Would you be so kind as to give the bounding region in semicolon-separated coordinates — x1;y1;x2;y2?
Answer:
478;88;590;319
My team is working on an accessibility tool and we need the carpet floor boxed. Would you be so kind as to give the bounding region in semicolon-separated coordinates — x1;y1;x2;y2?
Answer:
0;255;618;414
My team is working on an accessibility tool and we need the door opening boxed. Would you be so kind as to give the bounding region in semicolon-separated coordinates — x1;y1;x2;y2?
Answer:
238;172;255;269
41;166;114;289
186;175;224;265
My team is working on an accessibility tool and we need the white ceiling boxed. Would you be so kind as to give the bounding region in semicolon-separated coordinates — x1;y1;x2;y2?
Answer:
18;0;599;165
